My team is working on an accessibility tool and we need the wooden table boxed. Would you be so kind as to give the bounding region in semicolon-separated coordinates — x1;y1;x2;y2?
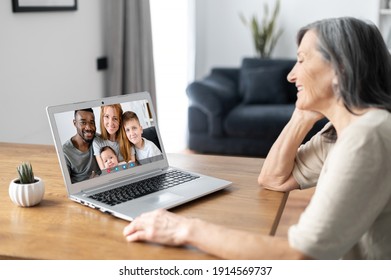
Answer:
0;142;288;260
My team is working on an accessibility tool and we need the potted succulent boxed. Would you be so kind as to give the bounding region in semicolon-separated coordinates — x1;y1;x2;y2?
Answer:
9;162;45;207
239;0;283;58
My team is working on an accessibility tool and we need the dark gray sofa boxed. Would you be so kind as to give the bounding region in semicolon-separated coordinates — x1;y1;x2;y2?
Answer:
186;58;327;157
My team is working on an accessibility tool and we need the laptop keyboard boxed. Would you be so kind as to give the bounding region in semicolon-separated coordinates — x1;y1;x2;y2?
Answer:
88;170;199;206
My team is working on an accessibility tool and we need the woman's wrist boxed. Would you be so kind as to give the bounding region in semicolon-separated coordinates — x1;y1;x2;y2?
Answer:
289;112;319;136
183;217;204;247
291;109;324;129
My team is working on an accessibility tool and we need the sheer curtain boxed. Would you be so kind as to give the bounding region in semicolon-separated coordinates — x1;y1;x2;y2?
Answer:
150;0;192;152
104;0;156;109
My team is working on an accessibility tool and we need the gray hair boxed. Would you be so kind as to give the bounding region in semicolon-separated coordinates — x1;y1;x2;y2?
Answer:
297;17;391;113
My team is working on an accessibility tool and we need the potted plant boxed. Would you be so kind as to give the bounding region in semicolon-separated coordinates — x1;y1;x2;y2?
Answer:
9;162;45;207
239;0;283;58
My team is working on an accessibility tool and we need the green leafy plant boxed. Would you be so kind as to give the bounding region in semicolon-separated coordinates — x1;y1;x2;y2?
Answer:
239;0;283;58
16;162;36;184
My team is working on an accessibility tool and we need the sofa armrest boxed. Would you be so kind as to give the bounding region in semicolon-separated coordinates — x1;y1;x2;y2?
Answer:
186;69;239;136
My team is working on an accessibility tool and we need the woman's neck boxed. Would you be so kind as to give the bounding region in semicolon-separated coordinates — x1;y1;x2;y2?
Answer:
322;103;373;136
109;134;116;142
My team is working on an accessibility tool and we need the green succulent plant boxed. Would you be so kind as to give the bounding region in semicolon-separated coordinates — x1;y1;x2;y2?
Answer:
17;162;36;184
240;0;283;58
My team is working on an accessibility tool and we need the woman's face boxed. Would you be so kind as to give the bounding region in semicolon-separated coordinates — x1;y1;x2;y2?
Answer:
287;30;336;112
103;106;120;136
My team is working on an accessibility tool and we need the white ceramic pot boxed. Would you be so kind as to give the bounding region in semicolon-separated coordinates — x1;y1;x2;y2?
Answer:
9;177;45;207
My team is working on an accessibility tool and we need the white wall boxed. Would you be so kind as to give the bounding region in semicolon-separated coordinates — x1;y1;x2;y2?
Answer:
194;0;380;79
0;0;105;145
0;0;382;146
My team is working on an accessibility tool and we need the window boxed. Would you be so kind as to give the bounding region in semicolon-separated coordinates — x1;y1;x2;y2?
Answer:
150;0;193;152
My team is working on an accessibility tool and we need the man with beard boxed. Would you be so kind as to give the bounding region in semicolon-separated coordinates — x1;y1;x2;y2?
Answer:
63;108;101;183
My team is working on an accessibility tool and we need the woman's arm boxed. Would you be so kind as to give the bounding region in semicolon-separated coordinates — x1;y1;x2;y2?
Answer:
123;209;310;260
130;153;136;163
95;155;105;170
258;109;323;192
92;138;105;170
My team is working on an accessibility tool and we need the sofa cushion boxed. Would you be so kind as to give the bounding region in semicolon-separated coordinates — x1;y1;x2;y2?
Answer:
241;66;289;104
239;58;297;103
224;104;295;138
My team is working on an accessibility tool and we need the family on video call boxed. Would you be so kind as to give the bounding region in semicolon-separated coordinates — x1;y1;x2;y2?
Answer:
62;103;162;184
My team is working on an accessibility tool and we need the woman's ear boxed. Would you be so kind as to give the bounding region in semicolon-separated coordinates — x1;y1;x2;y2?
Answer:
332;75;338;86
332;75;339;93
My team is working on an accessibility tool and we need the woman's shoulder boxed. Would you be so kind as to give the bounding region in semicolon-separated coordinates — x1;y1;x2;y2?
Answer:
338;110;391;152
93;134;104;144
344;109;391;137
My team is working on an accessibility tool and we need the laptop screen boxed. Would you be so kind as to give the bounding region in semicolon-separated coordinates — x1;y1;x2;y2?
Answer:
48;93;165;190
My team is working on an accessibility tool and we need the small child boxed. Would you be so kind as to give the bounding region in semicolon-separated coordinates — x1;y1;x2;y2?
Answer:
122;111;161;163
100;146;121;169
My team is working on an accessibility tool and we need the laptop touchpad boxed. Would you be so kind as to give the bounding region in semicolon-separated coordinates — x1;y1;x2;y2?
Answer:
140;192;183;207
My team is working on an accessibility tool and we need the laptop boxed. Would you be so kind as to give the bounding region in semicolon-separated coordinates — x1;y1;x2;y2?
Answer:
46;91;231;221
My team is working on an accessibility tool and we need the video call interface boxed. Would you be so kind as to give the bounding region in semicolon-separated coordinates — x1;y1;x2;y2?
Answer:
54;99;164;184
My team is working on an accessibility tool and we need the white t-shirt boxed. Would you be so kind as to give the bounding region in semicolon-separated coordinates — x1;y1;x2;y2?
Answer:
290;109;391;259
135;138;162;162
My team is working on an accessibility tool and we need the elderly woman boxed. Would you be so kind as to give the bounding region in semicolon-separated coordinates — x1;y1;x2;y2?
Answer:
123;17;391;260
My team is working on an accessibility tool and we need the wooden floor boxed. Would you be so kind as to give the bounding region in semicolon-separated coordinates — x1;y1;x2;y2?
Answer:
275;187;314;237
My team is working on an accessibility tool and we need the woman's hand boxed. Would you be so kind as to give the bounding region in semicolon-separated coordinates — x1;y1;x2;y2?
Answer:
123;209;307;260
291;107;324;126
123;209;192;246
